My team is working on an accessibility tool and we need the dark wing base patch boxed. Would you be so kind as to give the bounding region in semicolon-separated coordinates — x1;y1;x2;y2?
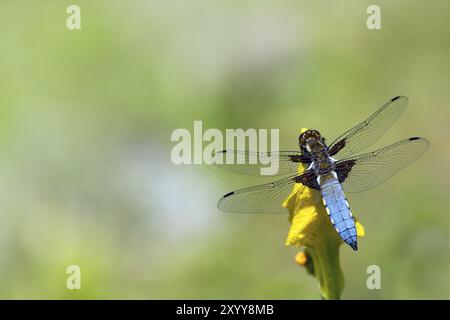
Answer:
329;139;346;156
335;159;356;183
294;170;320;190
289;154;312;164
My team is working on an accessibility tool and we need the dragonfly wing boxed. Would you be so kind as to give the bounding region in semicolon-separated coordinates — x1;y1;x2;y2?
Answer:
211;150;311;176
329;96;409;159
218;173;314;214
335;137;430;193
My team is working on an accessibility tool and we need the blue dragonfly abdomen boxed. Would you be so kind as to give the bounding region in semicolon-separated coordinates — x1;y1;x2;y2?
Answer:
318;172;358;251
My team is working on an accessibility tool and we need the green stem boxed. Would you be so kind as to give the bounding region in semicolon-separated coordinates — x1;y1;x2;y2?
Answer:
305;237;344;300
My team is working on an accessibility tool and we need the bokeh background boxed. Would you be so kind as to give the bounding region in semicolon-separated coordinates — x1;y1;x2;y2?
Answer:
0;0;448;299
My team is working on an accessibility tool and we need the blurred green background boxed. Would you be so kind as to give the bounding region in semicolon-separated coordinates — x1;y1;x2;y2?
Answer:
0;0;448;299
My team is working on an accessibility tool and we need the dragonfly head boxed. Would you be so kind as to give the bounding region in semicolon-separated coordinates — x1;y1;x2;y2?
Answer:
299;129;324;153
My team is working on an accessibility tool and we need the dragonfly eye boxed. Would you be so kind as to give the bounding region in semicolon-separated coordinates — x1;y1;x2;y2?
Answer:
299;129;322;147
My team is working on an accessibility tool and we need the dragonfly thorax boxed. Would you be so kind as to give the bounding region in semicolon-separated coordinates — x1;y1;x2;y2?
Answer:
299;130;334;174
313;154;335;175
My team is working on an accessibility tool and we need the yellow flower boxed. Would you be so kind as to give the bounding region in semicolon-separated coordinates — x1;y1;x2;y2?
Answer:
283;128;365;300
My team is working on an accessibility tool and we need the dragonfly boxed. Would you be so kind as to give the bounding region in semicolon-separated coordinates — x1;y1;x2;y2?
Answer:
213;96;429;251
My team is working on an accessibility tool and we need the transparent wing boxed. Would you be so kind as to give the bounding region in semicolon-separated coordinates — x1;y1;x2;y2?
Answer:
329;96;409;159
211;150;310;176
336;137;430;193
217;174;304;214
